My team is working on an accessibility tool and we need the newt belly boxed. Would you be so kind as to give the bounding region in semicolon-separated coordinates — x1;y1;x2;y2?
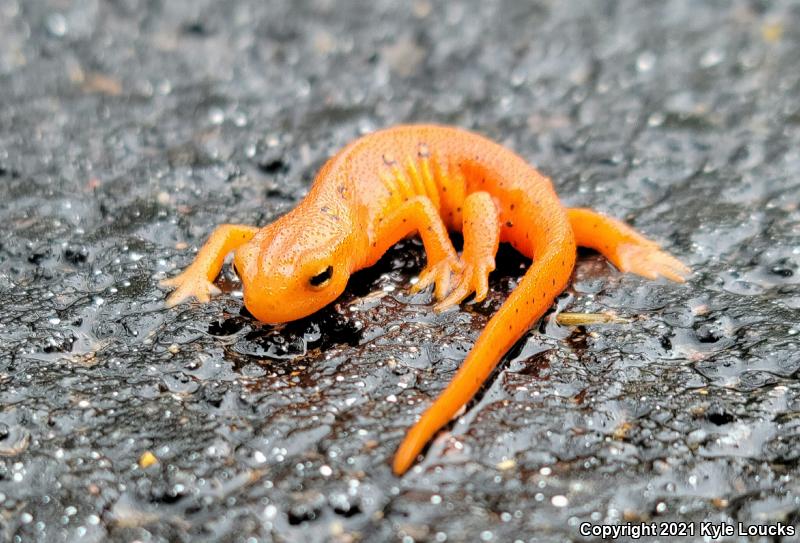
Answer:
161;124;689;475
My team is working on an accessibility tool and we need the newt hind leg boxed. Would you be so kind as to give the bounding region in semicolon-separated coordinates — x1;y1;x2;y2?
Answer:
567;208;690;282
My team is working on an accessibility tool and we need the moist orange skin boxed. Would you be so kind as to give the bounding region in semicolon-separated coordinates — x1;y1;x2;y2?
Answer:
161;125;689;475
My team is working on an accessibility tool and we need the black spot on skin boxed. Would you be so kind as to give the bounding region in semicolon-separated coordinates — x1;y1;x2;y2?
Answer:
402;218;407;223
426;226;432;232
442;186;447;192
506;221;513;228
382;154;397;166
338;185;347;197
321;206;329;213
456;207;462;212
418;143;430;158
510;204;515;210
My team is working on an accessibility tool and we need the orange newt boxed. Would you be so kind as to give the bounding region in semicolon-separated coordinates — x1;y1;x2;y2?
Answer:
161;124;689;475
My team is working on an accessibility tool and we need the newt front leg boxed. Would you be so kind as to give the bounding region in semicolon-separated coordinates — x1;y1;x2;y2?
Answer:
435;191;500;311
365;196;462;301
161;224;260;306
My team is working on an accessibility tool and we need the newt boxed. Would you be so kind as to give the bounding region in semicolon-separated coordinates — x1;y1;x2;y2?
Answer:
161;124;689;475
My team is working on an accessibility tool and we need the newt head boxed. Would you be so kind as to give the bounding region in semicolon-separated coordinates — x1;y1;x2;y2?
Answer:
232;203;361;324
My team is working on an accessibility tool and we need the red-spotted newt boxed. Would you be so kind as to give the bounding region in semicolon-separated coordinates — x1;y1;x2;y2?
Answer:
161;125;689;475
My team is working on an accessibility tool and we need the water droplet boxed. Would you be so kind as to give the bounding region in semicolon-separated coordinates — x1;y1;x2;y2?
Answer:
208;107;225;125
551;495;568;507
700;49;724;68
157;79;172;95
648;112;665;127
46;13;67;37
636;51;656;72
232;111;248;127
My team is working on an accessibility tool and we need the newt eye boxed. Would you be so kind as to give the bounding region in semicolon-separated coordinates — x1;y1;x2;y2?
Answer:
309;265;333;288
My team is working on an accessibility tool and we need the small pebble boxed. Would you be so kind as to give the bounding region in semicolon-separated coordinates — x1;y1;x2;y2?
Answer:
138;451;158;468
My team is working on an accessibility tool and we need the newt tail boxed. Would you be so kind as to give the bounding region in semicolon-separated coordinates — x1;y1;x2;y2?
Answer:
393;244;575;474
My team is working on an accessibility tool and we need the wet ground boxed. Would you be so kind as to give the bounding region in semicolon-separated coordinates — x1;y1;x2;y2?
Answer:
2;1;799;542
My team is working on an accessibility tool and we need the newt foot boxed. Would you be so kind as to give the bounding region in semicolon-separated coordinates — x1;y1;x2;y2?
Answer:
160;272;221;307
411;257;463;301
434;257;495;311
616;243;690;283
